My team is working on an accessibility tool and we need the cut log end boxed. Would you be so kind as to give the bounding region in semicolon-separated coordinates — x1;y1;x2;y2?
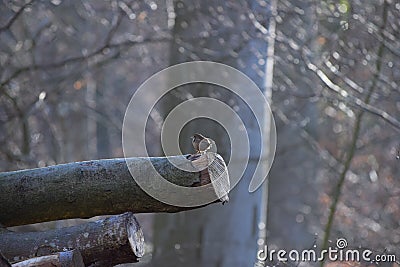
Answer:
127;214;145;258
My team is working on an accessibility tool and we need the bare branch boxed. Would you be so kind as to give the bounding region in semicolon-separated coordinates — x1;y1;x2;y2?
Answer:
0;36;170;90
306;61;400;132
0;1;35;33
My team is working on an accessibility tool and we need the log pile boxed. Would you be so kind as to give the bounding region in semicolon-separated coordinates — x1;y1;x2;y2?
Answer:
0;155;229;266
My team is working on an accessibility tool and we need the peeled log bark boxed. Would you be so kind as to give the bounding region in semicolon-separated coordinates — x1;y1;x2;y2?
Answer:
12;250;84;267
0;213;144;266
0;156;203;227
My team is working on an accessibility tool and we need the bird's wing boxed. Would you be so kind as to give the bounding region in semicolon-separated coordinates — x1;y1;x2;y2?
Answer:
199;138;212;152
207;153;230;202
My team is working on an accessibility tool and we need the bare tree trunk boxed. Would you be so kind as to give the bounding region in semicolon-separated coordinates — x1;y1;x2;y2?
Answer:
152;1;272;266
267;0;321;261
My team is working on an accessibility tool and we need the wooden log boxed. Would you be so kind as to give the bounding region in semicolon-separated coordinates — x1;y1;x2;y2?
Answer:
0;213;144;266
0;156;204;227
11;250;84;267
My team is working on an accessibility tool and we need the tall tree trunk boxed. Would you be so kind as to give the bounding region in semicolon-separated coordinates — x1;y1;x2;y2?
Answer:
267;0;321;256
152;1;272;266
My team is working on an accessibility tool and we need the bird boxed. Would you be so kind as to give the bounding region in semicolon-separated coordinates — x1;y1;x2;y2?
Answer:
191;133;212;154
189;133;229;204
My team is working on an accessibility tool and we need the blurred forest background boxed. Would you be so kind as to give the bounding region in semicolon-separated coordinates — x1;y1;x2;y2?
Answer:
1;0;399;266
